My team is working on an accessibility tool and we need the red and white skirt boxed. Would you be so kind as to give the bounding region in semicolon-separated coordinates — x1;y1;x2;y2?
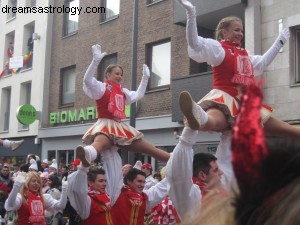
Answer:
82;118;143;145
198;89;273;125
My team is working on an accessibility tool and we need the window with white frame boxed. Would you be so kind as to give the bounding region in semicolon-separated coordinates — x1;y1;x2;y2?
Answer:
100;0;120;22
23;22;35;70
0;87;11;131
63;0;79;36
61;66;76;106
147;40;171;89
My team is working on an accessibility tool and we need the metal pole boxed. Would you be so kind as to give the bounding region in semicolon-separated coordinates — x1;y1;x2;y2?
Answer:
128;0;139;164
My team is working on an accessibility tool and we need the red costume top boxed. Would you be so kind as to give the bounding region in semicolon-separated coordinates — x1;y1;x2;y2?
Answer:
82;187;113;225
17;192;46;225
213;41;254;98
96;80;126;121
111;186;148;225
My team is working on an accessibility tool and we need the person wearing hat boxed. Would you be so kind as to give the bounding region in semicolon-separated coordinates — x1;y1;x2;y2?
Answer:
49;159;60;179
28;159;38;172
141;163;158;191
41;159;49;173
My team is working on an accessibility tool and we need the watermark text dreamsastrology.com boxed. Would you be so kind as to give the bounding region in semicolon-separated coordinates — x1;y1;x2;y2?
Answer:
2;5;106;15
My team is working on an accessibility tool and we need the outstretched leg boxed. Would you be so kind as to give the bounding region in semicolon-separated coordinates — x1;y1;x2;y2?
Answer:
179;91;229;131
120;139;170;162
0;139;24;151
264;117;300;139
76;134;112;167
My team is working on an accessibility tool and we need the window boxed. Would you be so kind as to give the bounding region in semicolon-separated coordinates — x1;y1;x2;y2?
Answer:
60;66;76;106
0;87;11;131
7;0;17;21
3;31;15;77
100;0;120;22
23;22;35;70
97;53;118;80
19;82;31;130
63;0;79;36
48;150;75;169
294;27;300;84
25;0;36;7
147;40;171;89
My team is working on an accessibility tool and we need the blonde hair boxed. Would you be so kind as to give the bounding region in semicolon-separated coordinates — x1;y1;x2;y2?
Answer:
19;172;44;205
104;64;124;79
215;16;242;41
181;189;236;225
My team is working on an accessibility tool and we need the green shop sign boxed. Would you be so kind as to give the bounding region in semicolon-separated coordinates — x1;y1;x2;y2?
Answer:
16;104;37;125
49;105;131;125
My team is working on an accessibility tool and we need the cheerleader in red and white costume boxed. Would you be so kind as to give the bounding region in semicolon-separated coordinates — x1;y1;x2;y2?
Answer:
177;0;300;139
4;172;68;225
76;44;170;167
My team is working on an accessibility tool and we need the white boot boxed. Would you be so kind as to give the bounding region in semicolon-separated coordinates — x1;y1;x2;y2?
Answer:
76;145;97;167
179;91;208;130
3;139;24;151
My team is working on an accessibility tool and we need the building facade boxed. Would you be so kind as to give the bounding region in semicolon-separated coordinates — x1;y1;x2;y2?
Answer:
0;0;54;165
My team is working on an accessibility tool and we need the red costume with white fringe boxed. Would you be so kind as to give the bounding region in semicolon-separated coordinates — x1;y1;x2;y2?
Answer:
82;79;143;146
198;40;273;125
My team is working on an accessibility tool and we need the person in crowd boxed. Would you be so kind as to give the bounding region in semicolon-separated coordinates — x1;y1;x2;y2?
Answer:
4;171;68;225
147;166;180;225
141;163;158;190
60;165;69;182
49;159;60;179
40;172;50;194
76;44;170;168
122;164;132;177
106;148;168;225
153;173;162;182
176;0;300;140
0;165;13;193
45;175;63;225
0;190;7;219
69;159;80;175
41;159;49;173
28;159;38;172
67;166;112;225
0;139;24;151
181;81;300;225
69;146;168;225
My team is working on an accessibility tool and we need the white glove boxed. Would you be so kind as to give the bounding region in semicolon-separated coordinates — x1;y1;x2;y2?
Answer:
62;177;68;188
92;44;107;63
277;28;290;45
133;160;142;170
15;172;27;184
142;64;150;80
176;0;195;11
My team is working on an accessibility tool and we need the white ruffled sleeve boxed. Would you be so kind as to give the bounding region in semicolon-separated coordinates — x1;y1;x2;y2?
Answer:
67;167;91;220
123;76;149;105
83;59;107;100
166;129;201;219
4;181;22;211
145;178;168;212
43;184;68;212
